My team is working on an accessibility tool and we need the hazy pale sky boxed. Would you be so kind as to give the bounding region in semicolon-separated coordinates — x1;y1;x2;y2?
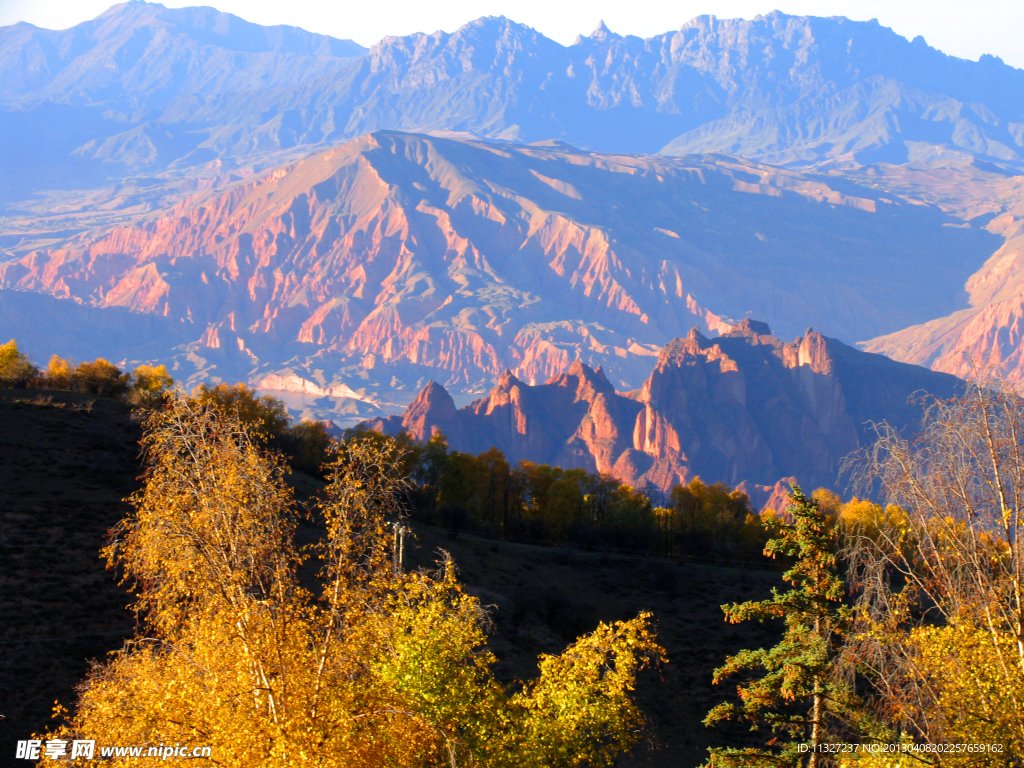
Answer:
1;0;1022;69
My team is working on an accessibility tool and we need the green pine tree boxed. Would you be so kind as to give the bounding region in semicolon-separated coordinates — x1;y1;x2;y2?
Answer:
703;486;849;768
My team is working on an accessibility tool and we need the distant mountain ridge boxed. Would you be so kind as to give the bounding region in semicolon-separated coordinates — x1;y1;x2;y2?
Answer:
0;1;366;103
368;319;962;493
3;2;1023;203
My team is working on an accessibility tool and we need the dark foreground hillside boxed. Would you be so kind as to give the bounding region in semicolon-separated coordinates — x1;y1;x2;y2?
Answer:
0;391;782;767
0;390;140;759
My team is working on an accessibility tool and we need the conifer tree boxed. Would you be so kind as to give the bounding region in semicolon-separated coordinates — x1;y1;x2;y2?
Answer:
704;486;849;768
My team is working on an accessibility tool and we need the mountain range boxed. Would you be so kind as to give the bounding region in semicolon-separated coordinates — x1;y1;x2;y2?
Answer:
4;0;1024;202
0;130;998;400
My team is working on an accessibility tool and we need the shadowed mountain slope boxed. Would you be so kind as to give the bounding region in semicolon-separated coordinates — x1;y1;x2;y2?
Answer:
861;169;1024;381
0;131;998;398
369;320;962;492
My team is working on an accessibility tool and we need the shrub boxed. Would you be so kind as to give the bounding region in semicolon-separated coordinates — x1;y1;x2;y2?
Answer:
75;358;130;397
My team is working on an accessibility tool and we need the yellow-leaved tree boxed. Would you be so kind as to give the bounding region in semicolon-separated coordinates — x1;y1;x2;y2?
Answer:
839;380;1024;765
50;395;663;766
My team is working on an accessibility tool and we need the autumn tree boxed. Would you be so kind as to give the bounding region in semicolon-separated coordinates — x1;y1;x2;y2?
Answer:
279;419;332;476
667;477;762;558
74;358;130;396
191;382;290;437
127;363;174;407
704;486;850;768
0;339;39;387
841;380;1024;760
43;354;75;389
52;395;663;767
475;446;513;533
193;382;344;477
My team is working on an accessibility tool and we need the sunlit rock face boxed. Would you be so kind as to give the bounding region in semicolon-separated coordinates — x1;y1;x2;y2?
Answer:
369;320;961;493
0;131;994;396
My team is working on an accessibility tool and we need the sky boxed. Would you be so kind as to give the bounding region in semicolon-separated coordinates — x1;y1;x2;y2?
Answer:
1;0;1022;69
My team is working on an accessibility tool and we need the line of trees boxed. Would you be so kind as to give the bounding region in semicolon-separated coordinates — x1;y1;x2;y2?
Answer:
342;427;776;563
0;339;173;404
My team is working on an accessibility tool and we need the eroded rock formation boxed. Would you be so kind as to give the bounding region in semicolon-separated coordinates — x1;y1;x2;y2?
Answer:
371;320;961;493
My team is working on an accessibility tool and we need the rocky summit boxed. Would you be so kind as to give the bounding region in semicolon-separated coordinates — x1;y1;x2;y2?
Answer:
368;320;961;492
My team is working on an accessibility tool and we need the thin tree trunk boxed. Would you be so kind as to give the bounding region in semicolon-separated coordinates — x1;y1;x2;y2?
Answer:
809;616;821;768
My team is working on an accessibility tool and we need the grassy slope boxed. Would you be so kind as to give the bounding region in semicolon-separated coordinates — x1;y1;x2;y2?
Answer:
0;391;784;767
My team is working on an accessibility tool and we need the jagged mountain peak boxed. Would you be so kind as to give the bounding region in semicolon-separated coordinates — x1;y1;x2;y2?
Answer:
372;15;556;52
375;330;961;493
589;20;618;42
406;380;460;419
545;360;617;400
724;319;774;339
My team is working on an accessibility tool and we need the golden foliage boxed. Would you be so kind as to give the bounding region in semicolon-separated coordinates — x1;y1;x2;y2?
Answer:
190;382;289;438
907;622;1024;760
74;358;130;396
128;364;174;407
840;380;1024;760
51;396;663;766
0;338;38;387
44;355;74;389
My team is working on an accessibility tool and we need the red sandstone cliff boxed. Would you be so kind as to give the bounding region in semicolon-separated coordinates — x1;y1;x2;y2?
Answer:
373;320;961;494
